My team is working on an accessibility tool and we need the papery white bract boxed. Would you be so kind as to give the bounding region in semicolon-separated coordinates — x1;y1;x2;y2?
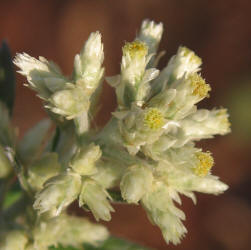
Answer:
33;171;81;216
79;178;114;221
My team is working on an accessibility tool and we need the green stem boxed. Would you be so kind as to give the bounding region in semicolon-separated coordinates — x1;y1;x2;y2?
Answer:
0;176;16;210
51;126;61;152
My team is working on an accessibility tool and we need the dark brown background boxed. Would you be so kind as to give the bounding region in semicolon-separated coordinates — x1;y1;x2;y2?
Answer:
1;0;251;249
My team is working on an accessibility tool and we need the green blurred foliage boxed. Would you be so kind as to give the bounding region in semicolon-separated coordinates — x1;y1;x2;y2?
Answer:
49;237;151;250
227;78;251;144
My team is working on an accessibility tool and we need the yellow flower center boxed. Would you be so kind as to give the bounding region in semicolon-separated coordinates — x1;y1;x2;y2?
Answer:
194;152;214;177
189;73;211;98
123;40;148;58
144;108;164;130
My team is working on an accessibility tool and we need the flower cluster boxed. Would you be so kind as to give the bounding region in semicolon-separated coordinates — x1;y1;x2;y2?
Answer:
105;20;230;244
0;19;230;249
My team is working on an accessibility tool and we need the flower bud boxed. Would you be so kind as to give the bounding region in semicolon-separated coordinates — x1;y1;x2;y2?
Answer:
121;165;153;204
92;160;124;189
13;53;67;99
0;145;12;178
182;108;231;139
138;19;163;55
79;178;114;221
74;32;104;96
27;153;61;191
168;46;202;81
49;86;89;120
33;216;67;249
70;143;101;175
59;215;109;247
142;182;187;245
166;160;228;195
164;73;211;120
193;176;229;194
33;171;81;216
152;46;202;93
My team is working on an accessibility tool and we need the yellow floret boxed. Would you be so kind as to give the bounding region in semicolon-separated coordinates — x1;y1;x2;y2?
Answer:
194;151;214;177
123;40;148;58
144;108;164;130
189;73;211;98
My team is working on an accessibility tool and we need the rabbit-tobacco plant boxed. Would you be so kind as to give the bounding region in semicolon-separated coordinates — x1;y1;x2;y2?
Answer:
0;20;230;249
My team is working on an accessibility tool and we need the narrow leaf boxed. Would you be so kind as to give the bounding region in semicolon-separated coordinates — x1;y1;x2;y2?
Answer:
0;41;15;115
18;119;51;164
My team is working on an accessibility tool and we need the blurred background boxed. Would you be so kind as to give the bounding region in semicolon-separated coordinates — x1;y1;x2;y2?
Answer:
1;0;251;249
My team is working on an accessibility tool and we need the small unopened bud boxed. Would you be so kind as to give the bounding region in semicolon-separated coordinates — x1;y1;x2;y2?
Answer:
74;32;104;95
27;153;61;191
33;216;67;249
79;178;114;221
138;19;163;55
172;47;202;80
49;87;89;119
120;165;153;204
70;143;101;175
59;215;109;247
0;145;12;178
181;108;231;140
142;182;187;245
214;108;231;134
33;171;81;216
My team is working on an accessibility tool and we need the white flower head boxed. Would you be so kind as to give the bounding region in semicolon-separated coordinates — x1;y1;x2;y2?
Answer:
116;106;166;155
74;31;104;95
92;159;125;189
48;86;89;120
79;178;114;221
59;215;109;247
138;19;164;55
121;40;149;86
33;216;67;249
142;182;187;245
181;108;231;141
164;73;211;120
70;143;102;176
169;46;202;81
164;160;228;196
152;46;202;93
13;53;67;99
121;164;153;204
33;171;81;216
27;152;61;191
